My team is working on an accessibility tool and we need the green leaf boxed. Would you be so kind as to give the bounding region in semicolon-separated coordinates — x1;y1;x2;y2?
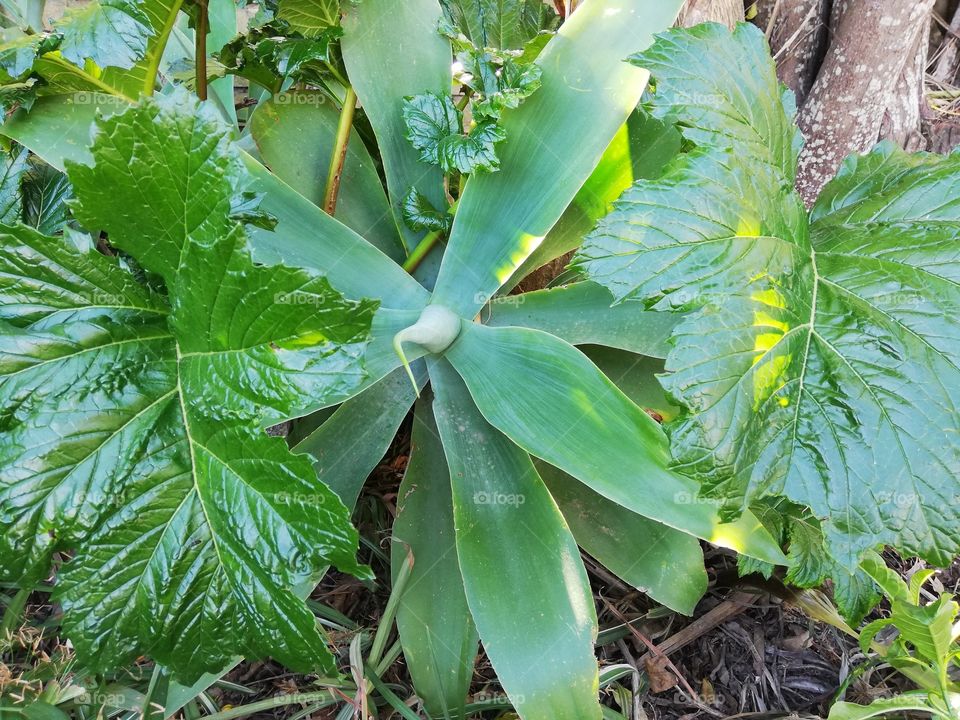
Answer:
430;0;685;318
403;92;506;174
249;91;404;262
444;323;787;565
341;0;451;257
401;187;452;235
0;92;425;311
0;32;59;81
53;0;154;70
277;0;340;37
293;365;421;510
537;460;706;615
0;145;28;224
504;107;682;291
892;594;959;667
456;46;542;122
439;0;559;50
575;24;960;571
431;358;601;720
22;156;72;235
827;692;954;720
0;91;376;681
392;394;478;718
485;281;678;359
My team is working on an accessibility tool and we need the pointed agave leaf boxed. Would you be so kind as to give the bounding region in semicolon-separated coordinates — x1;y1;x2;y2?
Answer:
430;359;601;720
430;0;684;318
537;461;707;615
444;323;787;564
576;24;960;571
504;107;682;291
0;91;377;681
342;0;451;257
392;394;478;718
294;365;422;510
485;281;677;359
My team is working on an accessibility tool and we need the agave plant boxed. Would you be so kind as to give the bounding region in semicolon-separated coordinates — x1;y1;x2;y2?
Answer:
1;0;959;718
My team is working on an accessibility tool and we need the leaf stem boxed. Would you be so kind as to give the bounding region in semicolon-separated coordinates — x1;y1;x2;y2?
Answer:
143;0;186;96
195;0;209;101
367;549;413;666
402;229;443;274
323;86;357;216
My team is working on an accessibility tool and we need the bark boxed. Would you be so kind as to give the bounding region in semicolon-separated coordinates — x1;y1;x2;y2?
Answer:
933;1;960;84
677;0;743;28
757;0;832;105
795;0;935;207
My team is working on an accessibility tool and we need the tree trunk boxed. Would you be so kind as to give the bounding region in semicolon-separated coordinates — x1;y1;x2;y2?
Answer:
756;0;832;105
794;0;935;206
677;0;742;28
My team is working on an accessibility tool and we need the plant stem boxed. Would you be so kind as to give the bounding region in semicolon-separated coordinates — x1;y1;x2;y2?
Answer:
323;86;357;216
367;549;413;666
200;690;342;720
402;230;443;274
195;0;209;101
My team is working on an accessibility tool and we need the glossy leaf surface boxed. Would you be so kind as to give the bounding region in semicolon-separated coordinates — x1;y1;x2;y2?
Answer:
577;24;960;570
0;92;375;682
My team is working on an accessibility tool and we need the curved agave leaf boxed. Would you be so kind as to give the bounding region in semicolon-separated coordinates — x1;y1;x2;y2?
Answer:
485;281;677;358
430;358;601;720
575;23;960;570
537;460;707;615
0;91;376;681
392;393;478;718
444;323;787;564
430;0;684;317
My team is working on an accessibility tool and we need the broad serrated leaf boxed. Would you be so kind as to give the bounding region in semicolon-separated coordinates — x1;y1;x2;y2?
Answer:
0;145;28;224
400;187;451;234
575;24;960;572
0;91;378;682
53;0;153;71
403;92;505;174
0;32;59;81
440;0;559;50
461;48;541;122
22;156;72;235
277;0;340;37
